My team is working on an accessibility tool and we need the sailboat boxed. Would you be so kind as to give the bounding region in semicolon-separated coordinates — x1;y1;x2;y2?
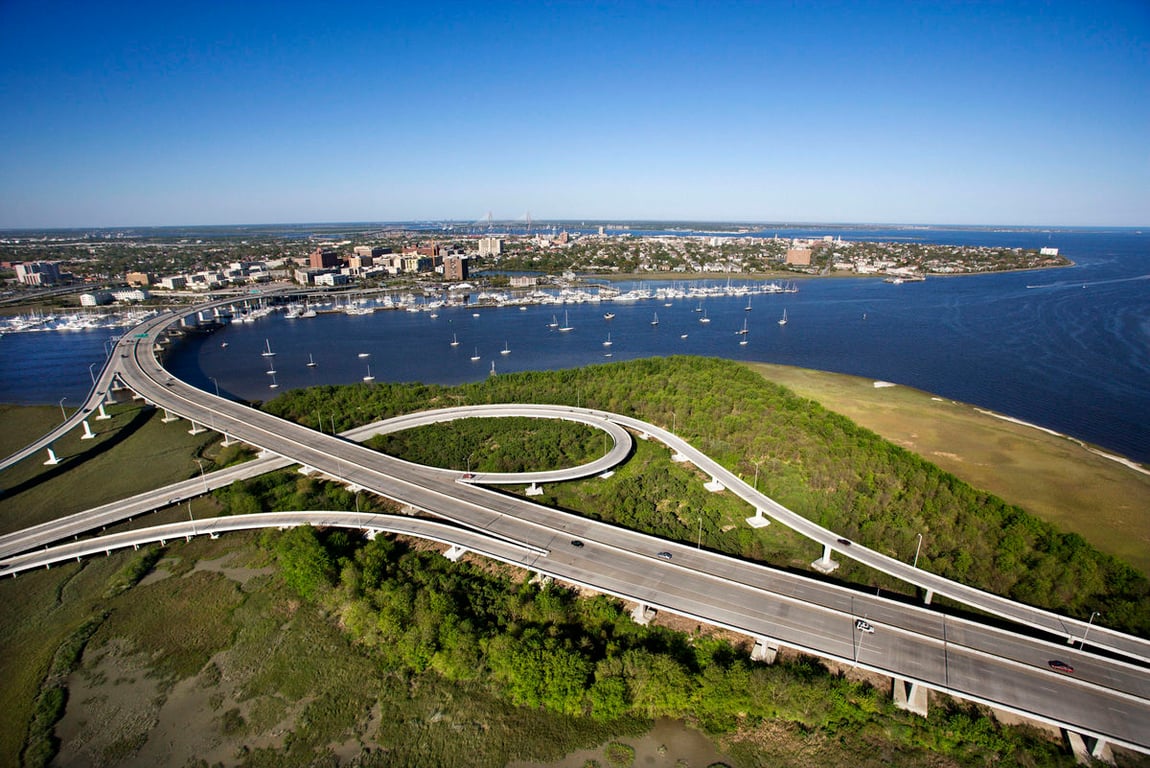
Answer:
745;296;753;311
737;318;749;335
650;312;659;326
261;339;276;357
358;351;370;358
265;365;277;375
602;333;613;347
694;302;703;313
699;310;711;324
363;364;375;382
547;314;559;328
220;341;229;348
470;347;481;361
306;353;317;368
603;312;615;320
450;333;460;347
778;308;788;326
501;341;511;355
489;361;497;376
268;372;279;389
558;311;574;332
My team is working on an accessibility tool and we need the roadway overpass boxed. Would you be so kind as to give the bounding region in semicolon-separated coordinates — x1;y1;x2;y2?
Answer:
2;293;1149;757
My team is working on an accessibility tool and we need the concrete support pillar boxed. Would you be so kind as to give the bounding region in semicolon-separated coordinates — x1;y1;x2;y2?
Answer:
750;636;780;664
161;409;179;423
444;545;467;562
704;477;724;492
630;602;656;626
81;420;95;440
221;433;235;447
1065;731;1116;766
892;678;929;717
923;589;934;605
746;508;771;528
671;451;689;463
43;446;60;465
365;529;379;540
187;422;206;435
95;402;111;420
811;543;840;574
525;483;544;496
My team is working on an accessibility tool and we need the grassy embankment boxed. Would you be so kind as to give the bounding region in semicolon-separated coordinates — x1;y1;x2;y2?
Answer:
749;364;1150;576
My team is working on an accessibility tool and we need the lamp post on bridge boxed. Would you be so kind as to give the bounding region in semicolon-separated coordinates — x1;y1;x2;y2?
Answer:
913;533;924;569
58;397;68;422
1081;611;1101;651
193;458;209;496
88;362;97;385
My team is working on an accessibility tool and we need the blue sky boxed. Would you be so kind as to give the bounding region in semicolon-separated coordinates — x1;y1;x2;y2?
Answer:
1;1;1146;227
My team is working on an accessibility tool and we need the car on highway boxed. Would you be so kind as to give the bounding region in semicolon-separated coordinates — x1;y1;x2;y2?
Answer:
837;538;852;546
855;619;875;634
657;551;672;560
570;540;584;548
1048;660;1075;674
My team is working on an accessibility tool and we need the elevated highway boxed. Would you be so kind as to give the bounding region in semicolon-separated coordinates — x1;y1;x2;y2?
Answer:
3;295;1149;755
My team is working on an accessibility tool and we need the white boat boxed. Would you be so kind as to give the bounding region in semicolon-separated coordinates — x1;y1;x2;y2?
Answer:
472;312;480;318
739;337;748;346
602;333;613;347
220;341;229;348
778;308;788;326
306;353;317;368
261;339;276;357
501;342;511;355
680;333;688;339
358;352;370;358
745;297;753;311
603;312;615;320
694;302;703;313
558;311;574;332
699;310;710;324
266;366;277;375
650;312;659;326
603;352;613;358
268;372;279;389
450;333;460;347
363;364;375;382
470;347;481;361
548;314;559;328
737;318;748;335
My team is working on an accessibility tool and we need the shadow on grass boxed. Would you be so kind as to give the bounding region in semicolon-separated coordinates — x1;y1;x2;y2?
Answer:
0;406;155;499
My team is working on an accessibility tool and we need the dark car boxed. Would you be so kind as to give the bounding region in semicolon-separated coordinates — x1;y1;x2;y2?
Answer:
1048;660;1075;674
837;538;852;546
657;551;672;560
570;540;584;548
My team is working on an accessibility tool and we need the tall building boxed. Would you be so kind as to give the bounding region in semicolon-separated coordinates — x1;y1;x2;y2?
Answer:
15;261;62;285
478;237;503;257
309;248;341;269
443;255;469;281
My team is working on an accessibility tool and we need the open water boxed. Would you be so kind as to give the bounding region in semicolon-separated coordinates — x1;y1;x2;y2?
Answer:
1;227;1147;462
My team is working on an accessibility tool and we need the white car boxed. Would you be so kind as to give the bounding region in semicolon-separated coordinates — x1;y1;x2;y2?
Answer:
855;619;875;634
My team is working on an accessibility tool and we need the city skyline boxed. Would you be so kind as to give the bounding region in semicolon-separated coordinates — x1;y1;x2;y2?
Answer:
1;1;1147;229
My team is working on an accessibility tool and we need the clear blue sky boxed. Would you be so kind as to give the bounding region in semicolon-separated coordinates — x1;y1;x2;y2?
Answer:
1;1;1146;228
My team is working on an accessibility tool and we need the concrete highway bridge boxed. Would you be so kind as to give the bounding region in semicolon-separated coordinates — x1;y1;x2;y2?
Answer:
1;292;1147;762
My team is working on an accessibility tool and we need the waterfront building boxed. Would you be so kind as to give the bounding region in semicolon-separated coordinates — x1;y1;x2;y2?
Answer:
443;255;469;281
80;291;113;306
159;275;188;290
15;261;62;285
478;236;503;257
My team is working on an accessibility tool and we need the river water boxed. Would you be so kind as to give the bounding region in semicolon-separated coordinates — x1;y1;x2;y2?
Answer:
1;227;1146;462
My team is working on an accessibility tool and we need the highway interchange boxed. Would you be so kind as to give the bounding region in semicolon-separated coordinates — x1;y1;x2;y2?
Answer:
1;295;1148;756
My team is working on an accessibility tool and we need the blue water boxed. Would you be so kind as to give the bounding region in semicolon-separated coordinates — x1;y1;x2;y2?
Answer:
1;227;1147;462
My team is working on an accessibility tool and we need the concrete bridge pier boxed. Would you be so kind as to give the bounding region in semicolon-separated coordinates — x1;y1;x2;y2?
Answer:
43;446;60;465
187;422;206;435
444;545;467;562
671;451;689;463
750;636;780;664
811;543;840;574
892;678;929;717
525;483;544;496
630;602;657;626
81;420;95;440
923;588;934;605
745;508;771;528
95;402;111;421
704;477;724;492
221;433;235;446
161;409;179;423
1065;731;1115;765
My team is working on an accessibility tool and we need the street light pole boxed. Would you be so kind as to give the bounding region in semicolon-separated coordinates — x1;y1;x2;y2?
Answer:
211;377;220;398
193;458;208;496
913;533;923;569
58;396;68;422
697;515;703;549
1081;611;1101;650
88;362;97;385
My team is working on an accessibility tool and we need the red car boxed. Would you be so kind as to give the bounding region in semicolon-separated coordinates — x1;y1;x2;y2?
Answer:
1048;660;1075;674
